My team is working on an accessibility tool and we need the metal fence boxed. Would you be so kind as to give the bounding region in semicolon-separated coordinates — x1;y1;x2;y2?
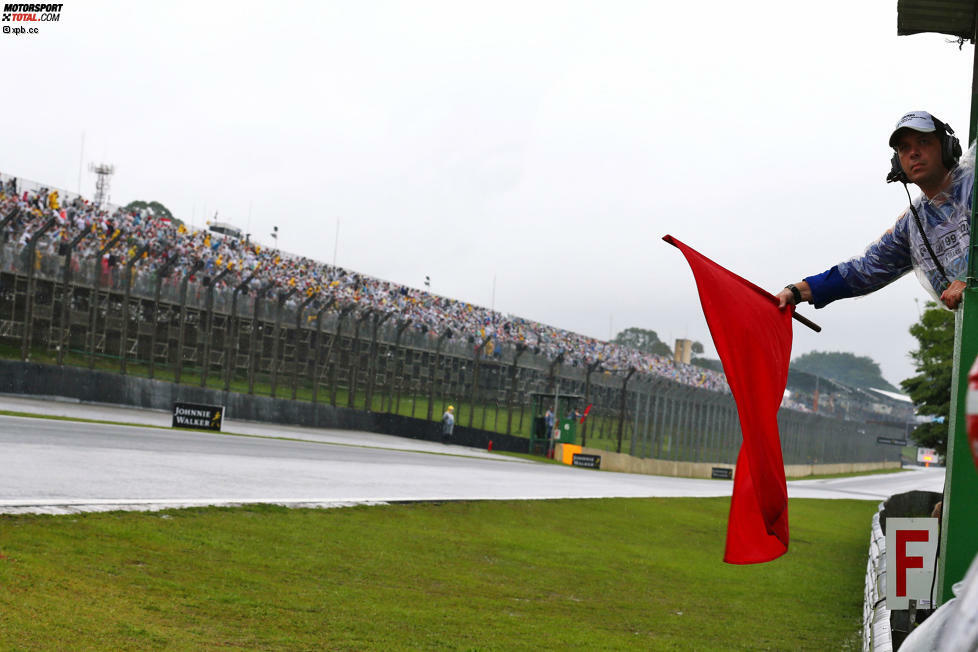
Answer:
0;237;906;465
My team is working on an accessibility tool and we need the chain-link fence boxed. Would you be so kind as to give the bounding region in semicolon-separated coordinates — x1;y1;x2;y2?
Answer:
0;238;907;464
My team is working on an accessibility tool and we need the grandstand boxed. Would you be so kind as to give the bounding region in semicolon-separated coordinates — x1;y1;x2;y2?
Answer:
0;170;915;430
0;172;728;392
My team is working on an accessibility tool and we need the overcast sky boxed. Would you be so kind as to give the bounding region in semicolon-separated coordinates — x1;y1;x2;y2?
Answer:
2;0;974;387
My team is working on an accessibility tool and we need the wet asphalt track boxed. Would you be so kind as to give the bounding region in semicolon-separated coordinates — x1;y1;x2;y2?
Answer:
0;396;945;514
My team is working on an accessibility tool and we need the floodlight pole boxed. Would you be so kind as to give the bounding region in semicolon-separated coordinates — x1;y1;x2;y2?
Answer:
936;12;978;603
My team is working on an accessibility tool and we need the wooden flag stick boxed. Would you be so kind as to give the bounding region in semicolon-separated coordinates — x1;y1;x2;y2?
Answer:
791;310;821;333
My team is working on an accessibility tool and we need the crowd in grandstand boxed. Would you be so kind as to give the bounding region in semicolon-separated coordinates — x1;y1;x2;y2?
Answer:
0;173;732;392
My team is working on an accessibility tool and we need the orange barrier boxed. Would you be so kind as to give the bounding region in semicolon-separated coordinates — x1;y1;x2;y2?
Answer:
559;444;582;465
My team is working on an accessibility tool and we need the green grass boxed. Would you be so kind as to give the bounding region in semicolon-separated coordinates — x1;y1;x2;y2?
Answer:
0;498;874;650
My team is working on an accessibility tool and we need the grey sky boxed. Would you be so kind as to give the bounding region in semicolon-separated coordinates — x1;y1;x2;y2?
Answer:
1;0;973;386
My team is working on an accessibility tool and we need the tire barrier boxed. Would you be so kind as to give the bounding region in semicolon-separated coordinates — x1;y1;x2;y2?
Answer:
863;491;942;651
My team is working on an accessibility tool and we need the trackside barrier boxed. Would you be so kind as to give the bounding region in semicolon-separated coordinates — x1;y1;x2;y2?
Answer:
864;506;892;652
553;444;899;479
862;491;942;651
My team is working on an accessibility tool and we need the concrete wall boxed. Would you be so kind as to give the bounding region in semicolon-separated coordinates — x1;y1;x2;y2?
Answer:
555;444;900;479
0;360;529;454
782;461;902;478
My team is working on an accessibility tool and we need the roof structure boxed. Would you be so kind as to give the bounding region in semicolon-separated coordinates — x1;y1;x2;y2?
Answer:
864;387;913;403
897;0;976;39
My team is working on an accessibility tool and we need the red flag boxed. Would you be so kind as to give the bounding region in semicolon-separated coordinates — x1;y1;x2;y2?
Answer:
579;404;592;424
664;235;792;564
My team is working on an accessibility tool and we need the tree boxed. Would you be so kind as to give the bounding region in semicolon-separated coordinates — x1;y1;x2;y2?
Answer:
651;341;672;357
124;200;182;227
791;350;897;391
612;327;662;354
612;328;700;359
691;357;723;373
901;302;954;455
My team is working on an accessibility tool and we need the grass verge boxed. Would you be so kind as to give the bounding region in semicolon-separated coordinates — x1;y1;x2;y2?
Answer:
0;498;873;650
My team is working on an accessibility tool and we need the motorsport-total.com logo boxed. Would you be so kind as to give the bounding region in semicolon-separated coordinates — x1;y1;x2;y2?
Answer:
2;3;62;22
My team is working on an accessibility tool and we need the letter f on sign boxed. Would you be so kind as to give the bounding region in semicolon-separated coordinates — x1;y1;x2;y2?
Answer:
896;530;929;597
885;518;938;609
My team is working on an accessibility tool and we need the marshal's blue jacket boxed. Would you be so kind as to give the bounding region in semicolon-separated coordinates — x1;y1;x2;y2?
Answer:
805;147;975;308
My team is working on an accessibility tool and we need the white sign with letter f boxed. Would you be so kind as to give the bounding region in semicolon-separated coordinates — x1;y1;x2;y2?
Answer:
886;517;939;609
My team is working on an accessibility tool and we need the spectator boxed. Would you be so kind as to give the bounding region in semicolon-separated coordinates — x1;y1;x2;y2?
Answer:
0;173;739;399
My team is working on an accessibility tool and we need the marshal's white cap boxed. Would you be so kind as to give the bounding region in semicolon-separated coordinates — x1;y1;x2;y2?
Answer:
889;111;939;148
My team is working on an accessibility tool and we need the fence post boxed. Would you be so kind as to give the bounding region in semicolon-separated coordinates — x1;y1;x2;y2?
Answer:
709;393;725;463
724;397;736;463
56;225;93;366
310;298;335;404
248;282;275;395
581;360;601;446
678;387;694;461
660;383;681;459
174;261;202;385
362;312;390;412
631;380;644;457
119;243;150;375
672;385;687;461
506;343;527;435
225;273;256;392
682;386;698;462
328;305;353;407
87;231;121;369
20;216;57;362
649;382;667;458
616;367;636;454
641;387;654;458
270;288;297;398
148;256;179;380
693;389;706;463
701;394;714;463
290;293;317;400
347;309;372;408
665;388;679;460
389;319;412;414
427;329;451;421
200;267;232;387
467;335;492;428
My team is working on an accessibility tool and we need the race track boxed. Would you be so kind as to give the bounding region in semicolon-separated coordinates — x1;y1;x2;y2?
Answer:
0;396;945;514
